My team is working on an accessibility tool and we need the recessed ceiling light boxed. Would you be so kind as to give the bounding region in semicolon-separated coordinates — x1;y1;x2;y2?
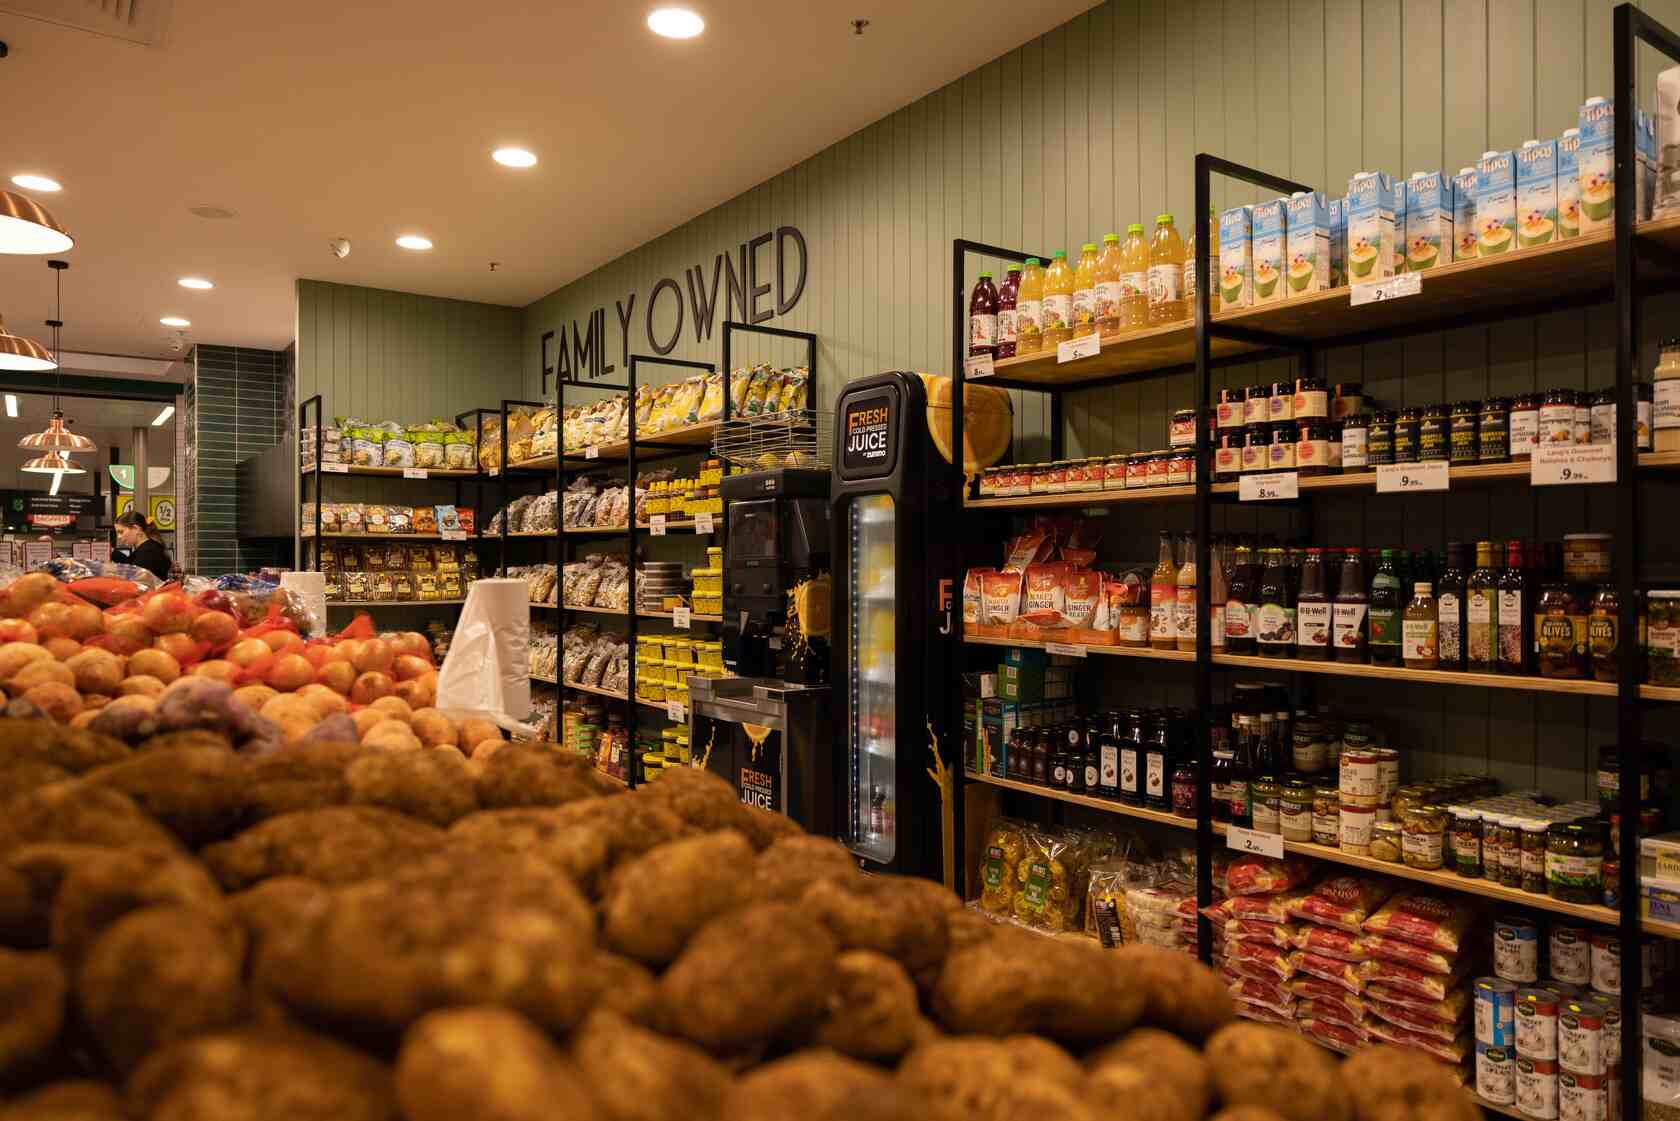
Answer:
648;7;704;38
159;316;190;327
493;147;538;168
4;396;16;418
396;234;433;251
151;405;175;426
11;174;61;193
177;276;214;290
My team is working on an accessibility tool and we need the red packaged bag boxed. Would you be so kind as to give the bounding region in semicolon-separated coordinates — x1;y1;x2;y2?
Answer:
1360;893;1475;953
1288;975;1366;1004
1364;933;1458;976
1300;1017;1370;1054
1233;1000;1296;1027
1229;888;1312;923
1294;951;1365;993
1297;995;1368;1029
1287;874;1393;933
1231;941;1297;981
1364;996;1464;1041
1356;959;1465;1002
1363;985;1471;1024
1364;1019;1472;1065
1293;925;1372;962
1228;956;1297;986
1226;854;1314;896
1229;977;1295;1017
1226;919;1299;948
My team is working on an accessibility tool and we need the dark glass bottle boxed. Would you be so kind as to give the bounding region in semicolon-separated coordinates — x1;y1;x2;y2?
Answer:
1006;726;1027;780
1029;729;1048;785
1296;547;1331;659
1436;541;1468;671
1226;717;1254;827
1257;547;1296;656
1226;544;1257;654
1082;716;1103;794
1064;722;1086;794
1497;539;1528;675
1117;709;1143;806
1332;548;1369;662
1144;713;1171;810
1368;549;1403;665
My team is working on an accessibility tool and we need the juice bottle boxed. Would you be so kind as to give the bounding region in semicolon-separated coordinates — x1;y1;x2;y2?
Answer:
1150;530;1177;650
1041;250;1074;349
1175;533;1198;653
1147;213;1187;325
1118;225;1149;329
1185;207;1219;314
1071;243;1100;339
1015;257;1044;355
967;272;998;358
996;267;1020;359
1094;233;1123;335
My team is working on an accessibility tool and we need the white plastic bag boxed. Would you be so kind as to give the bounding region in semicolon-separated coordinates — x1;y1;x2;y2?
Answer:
437;578;535;733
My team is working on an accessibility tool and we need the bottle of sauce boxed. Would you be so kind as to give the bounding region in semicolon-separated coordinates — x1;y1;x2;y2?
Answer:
1071;243;1100;339
967;272;998;358
1403;582;1440;669
1095;233;1123;336
1257;547;1295;657
1118;709;1143;806
1333;548;1369;661
1296;547;1331;660
1227;716;1254;827
1150;531;1178;651
1064;723;1086;794
1497;539;1529;675
1096;718;1120;799
996;267;1020;359
1041;250;1074;349
1015;257;1045;356
1119;224;1149;330
1147;214;1187;325
1368;549;1402;665
1175;533;1198;653
1225;543;1256;654
1083;715;1104;793
1144;713;1171;810
1209;537;1229;653
1437;541;1467;671
1211;729;1236;824
1466;540;1499;672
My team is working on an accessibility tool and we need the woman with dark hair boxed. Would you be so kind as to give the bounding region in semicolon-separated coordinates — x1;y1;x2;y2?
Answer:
114;510;173;581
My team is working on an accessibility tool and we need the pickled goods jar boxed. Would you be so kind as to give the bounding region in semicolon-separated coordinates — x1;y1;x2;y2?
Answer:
1368;411;1396;466
1590;584;1620;682
1371;821;1404;862
1419;403;1450;462
1479;397;1510;462
1341;413;1371;471
1650;591;1680;685
1562;533;1612;583
1521;819;1548;893
1510;391;1542;458
1401;804;1448;869
1312;783;1341;846
1044;461;1071;492
1537;583;1589;679
1453;808;1484;877
1281;778;1314;841
1450;400;1480;464
1546;821;1605;904
1252;774;1281;834
1394;407;1422;463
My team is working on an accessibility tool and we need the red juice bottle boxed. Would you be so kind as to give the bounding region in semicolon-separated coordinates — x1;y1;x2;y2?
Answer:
996;267;1020;359
968;272;998;358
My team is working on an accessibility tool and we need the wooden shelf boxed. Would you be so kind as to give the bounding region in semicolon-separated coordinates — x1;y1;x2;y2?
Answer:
302;465;478;478
1211;650;1680;701
1644;916;1680;939
559;520;701;535
562;605;629;616
303;532;471;541
963;633;1197;661
967;484;1197;510
639;610;723;623
559;680;629;702
530;674;558;685
967;771;1194;829
326;599;466;608
508;421;720;471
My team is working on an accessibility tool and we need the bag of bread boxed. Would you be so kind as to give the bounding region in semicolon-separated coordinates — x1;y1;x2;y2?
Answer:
1005;530;1051;570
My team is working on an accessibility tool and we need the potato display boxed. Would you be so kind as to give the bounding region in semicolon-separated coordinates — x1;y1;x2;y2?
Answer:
0;712;1480;1120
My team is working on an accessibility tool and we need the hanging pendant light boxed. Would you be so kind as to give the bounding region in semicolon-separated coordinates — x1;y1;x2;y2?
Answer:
0;190;73;255
0;315;54;371
18;261;95;472
21;450;84;475
18;409;94;452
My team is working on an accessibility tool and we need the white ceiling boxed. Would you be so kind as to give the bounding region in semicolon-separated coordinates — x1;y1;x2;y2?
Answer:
0;0;1092;362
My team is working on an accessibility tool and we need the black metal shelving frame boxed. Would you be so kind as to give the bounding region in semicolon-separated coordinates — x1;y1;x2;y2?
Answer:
945;10;1678;1112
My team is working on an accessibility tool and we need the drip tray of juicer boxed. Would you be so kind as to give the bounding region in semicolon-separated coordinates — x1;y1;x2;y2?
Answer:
687;675;828;731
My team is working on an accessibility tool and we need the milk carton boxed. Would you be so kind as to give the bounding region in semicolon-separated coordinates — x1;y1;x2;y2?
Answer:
1251;198;1288;304
1640;108;1657;219
1558;129;1582;238
1285;191;1330;296
1328;196;1348;287
1403;171;1452;270
1578;96;1615;234
1393;178;1408;273
1346;171;1397;281
1452;167;1478;259
1515;139;1558;248
1475;149;1518;256
1219;206;1254;309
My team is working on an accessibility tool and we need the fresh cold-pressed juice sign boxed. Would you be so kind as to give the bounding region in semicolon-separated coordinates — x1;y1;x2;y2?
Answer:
842;395;894;471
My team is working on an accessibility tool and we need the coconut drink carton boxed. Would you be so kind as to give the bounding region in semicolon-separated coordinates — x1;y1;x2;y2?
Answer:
1328;196;1348;287
1393;178;1409;273
1475;150;1518;256
1403;171;1452;271
1558;129;1582;239
1515;139;1559;248
1578;96;1615;233
1251;198;1288;304
1452;167;1479;259
1346;171;1397;281
1285;191;1330;296
1219;206;1254;309
1640;107;1657;219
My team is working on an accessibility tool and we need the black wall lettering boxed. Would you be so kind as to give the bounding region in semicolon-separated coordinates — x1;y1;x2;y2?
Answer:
687;255;723;342
747;232;773;324
724;245;748;324
615;295;636;370
647;277;683;355
571;315;596;380
554;326;573;381
776;226;807;316
540;330;556;394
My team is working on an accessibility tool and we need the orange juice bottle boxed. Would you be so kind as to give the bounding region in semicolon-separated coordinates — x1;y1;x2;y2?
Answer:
1015;256;1045;355
1041;250;1074;349
1147;213;1187;325
1118;224;1149;329
1071;243;1100;339
1095;233;1123;335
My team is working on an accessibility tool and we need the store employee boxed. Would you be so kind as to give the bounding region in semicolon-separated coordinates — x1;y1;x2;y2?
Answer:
114;511;173;582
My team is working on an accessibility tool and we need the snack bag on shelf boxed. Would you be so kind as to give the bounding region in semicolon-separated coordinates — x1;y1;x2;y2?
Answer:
1062;567;1111;644
980;569;1023;630
1016;562;1071;632
1361;893;1476;953
443;429;475;469
1229;888;1312;924
1362;984;1470;1023
1288;980;1372;1022
1298;996;1373;1033
1229;975;1296;1017
1364;997;1465;1041
1287;875;1394;933
1295;951;1365;993
979;818;1029;914
383;434;416;468
1363;934;1459;975
1363;1018;1472;1065
1225;919;1301;949
1230;941;1298;981
478;414;504;471
1012;827;1076;932
1300;1017;1370;1054
962;568;992;636
778;368;809;413
350;427;384;466
1357;959;1467;1002
1225;853;1315;896
1293;925;1373;962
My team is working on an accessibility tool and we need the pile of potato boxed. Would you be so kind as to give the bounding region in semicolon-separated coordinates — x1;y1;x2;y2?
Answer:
0;572;512;762
0;718;1480;1121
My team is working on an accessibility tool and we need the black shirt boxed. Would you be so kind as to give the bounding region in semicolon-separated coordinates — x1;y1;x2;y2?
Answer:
117;539;173;582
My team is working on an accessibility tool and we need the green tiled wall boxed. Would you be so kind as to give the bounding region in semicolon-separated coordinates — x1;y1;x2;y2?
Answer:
193;344;286;575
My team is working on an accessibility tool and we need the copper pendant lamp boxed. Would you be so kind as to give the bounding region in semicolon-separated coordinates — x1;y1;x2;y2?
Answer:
19;261;95;463
20;449;84;475
0;315;54;372
18;409;95;452
0;189;73;255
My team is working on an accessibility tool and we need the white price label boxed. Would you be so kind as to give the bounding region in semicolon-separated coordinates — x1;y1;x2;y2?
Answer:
965;354;996;380
1043;641;1086;657
440;528;467;541
402;467;428;479
673;606;692;629
649;514;667;536
486;467;501;477
694;511;715;534
1226;826;1286;859
1531;443;1616;485
322;462;349;474
585;445;600;460
1239;471;1299;501
1376;460;1449;493
1350;271;1422;307
1056;334;1101;363
667;699;686;722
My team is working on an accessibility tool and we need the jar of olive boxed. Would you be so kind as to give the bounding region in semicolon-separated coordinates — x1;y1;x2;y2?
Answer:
1496;815;1524;888
1401;804;1447;869
1394;406;1422;463
1521;819;1548;893
1450;400;1480;464
1538;583;1590;679
1371;821;1404;862
1479;397;1510;462
1591;584;1620;682
1281;779;1314;842
1312;783;1341;846
1649;591;1680;686
1546;820;1605;904
1252;774;1281;834
1452;808;1483;877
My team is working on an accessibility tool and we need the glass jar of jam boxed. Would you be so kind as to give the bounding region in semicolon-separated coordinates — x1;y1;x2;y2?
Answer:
1546;820;1605;904
1103;454;1127;490
1326;419;1345;471
1217;387;1244;430
1479;397;1510;463
1296;420;1331;476
1145;451;1171;487
1168;449;1195;485
1510;391;1542;459
1341;414;1370;471
1331;382;1365;420
1573;389;1593;444
1294;375;1328;420
1171;408;1197;448
1213;432;1242;479
1367;411;1395;466
1393;406;1422;463
1450;400;1480;464
1269;380;1296;421
1045;461;1071;492
1418;403;1450;461
1269;422;1298;470
1590;584;1620;682
1171;758;1197;817
1029;464;1053;494
1541;387;1577;445
1537;582;1589;679
1126;452;1151;488
1242;425;1271;473
1244;384;1271;426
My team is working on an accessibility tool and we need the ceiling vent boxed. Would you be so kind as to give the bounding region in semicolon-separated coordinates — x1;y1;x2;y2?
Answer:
0;0;172;46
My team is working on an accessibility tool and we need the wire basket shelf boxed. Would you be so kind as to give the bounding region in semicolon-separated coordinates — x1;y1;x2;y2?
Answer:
712;409;831;470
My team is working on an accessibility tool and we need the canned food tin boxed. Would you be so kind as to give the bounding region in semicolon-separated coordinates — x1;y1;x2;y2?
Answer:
1515;1056;1559;1119
1589;933;1620;996
1476;977;1519;1047
1583;993;1620;1065
1517;987;1560;1061
1476;1042;1516;1104
1557;1000;1605;1075
1557;1068;1607;1121
1495;917;1541;983
1339;749;1380;799
1550;927;1593;986
1338;802;1375;854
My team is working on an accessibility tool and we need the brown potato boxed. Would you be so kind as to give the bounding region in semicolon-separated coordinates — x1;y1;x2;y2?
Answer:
476;743;618;810
1205;1022;1351;1121
40;637;80;662
64;648;123;696
78;746;243;846
1111;943;1235;1041
21;683;82;723
295;683;347;717
0;719;129;773
369;696;413;724
457;718;502;750
601;830;753;966
1085;1027;1213;1121
345;749;478;826
447;808;612;892
408;708;456;748
200;804;444;889
726;1051;899;1121
11;660;74;693
396;1007;594;1121
125;648;180;685
119;674;166;698
809;950;932;1061
752;834;861;902
1340;1045;1480;1121
0;1080;125;1120
0;642;52;682
571;1009;729;1121
802;874;952;974
127;1025;395;1121
930;931;1146;1045
0;948;67;1082
0;783;180;860
1208;1109;1293;1121
586;951;658;1024
898;1035;1091;1121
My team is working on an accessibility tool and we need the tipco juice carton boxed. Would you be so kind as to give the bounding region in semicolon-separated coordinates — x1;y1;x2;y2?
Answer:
1251;198;1287;304
1452;167;1479;259
1515;139;1558;248
1393;178;1408;273
1403;171;1452;271
1328;196;1348;287
1346;171;1396;281
1219;206;1254;309
1558;129;1582;238
1577;96;1615;233
1285;191;1330;295
1475;149;1518;256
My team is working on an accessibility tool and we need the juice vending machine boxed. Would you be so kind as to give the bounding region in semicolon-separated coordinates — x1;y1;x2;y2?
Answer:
831;372;963;878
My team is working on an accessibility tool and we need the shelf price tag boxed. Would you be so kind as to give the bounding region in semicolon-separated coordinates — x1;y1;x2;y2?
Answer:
584;445;600;460
1239;471;1299;502
1531;443;1616;486
649;515;667;536
1376;460;1449;493
964;354;996;380
402;467;428;480
322;463;349;474
666;699;686;722
1056;334;1101;363
1226;826;1285;860
673;606;692;629
440;529;467;541
1043;641;1086;658
694;511;715;534
1350;272;1422;307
